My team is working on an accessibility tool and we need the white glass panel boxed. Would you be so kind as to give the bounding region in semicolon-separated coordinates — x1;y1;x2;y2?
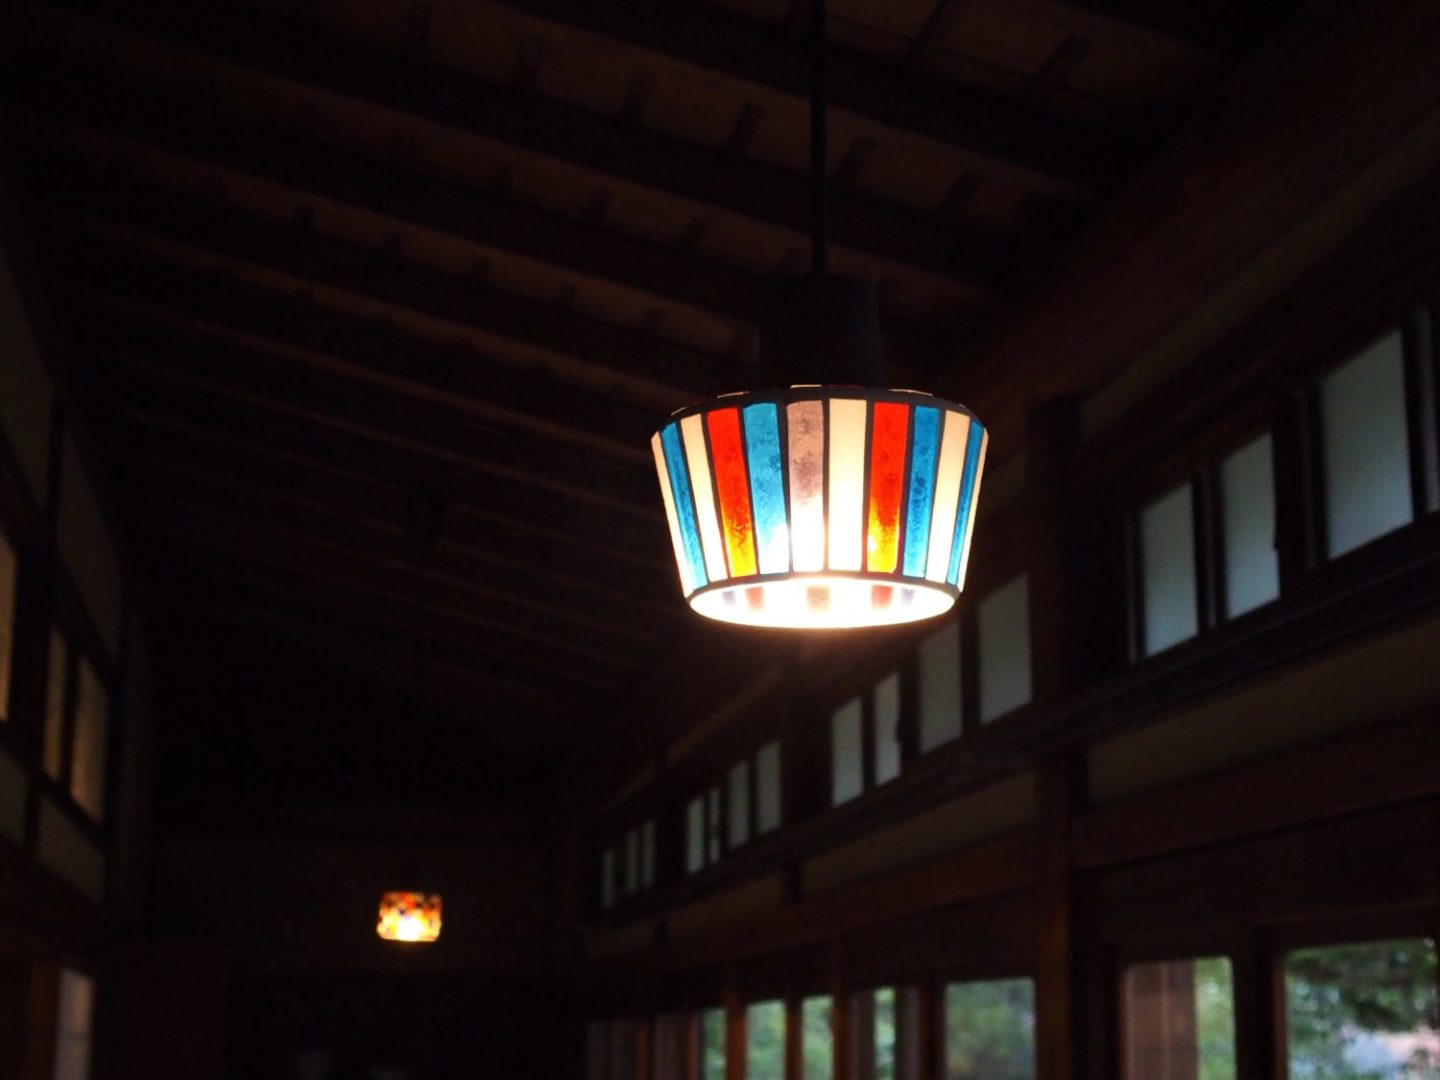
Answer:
787;400;827;572
600;848;616;908
681;414;729;583
727;760;751;849
873;672;901;784
978;575;1032;723
685;797;705;875
70;659;108;822
1321;332;1414;557
827;398;868;571
1140;484;1199;656
44;629;68;780
651;434;696;596
0;534;14;720
926;412;971;582
918;620;962;751
755;741;782;835
54;969;95;1080
831;697;864;806
1221;434;1280;618
640;819;656;890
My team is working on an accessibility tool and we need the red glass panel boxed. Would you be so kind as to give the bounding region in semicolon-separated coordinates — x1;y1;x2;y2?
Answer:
867;402;910;573
706;408;758;578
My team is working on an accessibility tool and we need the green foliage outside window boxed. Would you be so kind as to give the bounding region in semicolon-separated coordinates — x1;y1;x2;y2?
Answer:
1286;939;1439;1080
701;1007;727;1080
802;996;834;1079
944;978;1035;1080
747;1001;785;1079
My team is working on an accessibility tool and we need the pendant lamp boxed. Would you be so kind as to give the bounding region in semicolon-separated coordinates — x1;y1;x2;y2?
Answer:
650;0;987;629
376;891;442;943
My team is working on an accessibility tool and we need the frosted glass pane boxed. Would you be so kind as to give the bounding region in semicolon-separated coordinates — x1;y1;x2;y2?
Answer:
1321;332;1414;557
54;970;94;1080
685;797;705;874
1141;484;1198;656
600;847;616;909
755;741;782;835
727;760;751;849
873;672;901;784
0;535;14;720
978;575;1032;722
70;659;108;822
918;620;961;751
831;697;864;806
1221;434;1280;618
827;398;868;571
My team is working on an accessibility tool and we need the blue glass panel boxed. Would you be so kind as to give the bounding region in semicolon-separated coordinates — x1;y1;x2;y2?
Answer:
742;403;790;575
902;406;941;577
661;423;708;589
947;421;985;585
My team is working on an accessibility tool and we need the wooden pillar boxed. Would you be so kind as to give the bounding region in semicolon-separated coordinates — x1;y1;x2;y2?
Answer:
1035;753;1084;1080
1232;927;1281;1080
19;961;59;1080
783;994;802;1080
725;969;745;1080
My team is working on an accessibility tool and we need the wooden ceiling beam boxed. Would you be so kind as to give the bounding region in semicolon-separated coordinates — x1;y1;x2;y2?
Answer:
137;498;670;652
60;296;663;519
32;1;1025;292
105;407;672;571
138;524;651;681
131;478;679;637
38;166;738;407
485;0;1128;192
108;411;674;577
146;557;630;699
37;177;683;453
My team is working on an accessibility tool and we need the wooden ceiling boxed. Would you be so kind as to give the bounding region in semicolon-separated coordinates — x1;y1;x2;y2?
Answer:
1;0;1295;757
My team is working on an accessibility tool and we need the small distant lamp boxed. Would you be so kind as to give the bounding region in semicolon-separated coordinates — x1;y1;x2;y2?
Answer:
376;891;442;943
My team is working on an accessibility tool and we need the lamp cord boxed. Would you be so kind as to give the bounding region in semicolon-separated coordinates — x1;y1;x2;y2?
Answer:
809;0;828;275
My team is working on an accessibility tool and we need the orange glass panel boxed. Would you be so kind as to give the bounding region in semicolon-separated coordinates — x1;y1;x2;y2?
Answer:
866;402;909;573
706;408;758;578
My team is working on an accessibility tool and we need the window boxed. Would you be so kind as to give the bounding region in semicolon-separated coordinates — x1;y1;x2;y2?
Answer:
1123;959;1233;1080
0;534;15;720
873;672;901;785
700;1007;727;1080
1284;937;1438;1079
854;986;920;1080
54;968;95;1080
978;575;1032;722
1220;435;1280;618
831;697;864;806
727;760;751;849
706;786;722;865
918;620;961;752
1139;484;1199;656
44;628;69;780
747;1000;785;1078
685;797;705;875
1320;332;1415;558
802;996;833;1080
755;741;782;836
610;1018;636;1080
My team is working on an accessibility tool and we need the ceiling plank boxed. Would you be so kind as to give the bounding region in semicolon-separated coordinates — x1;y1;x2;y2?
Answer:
31;0;1026;293
107;411;674;577
483;0;1128;192
38;168;738;408
58;293;663;519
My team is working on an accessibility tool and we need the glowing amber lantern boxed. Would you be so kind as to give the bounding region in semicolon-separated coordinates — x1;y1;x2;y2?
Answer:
376;891;442;943
652;383;987;630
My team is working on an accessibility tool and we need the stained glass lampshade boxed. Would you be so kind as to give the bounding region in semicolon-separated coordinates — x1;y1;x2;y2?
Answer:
376;891;442;943
651;386;987;629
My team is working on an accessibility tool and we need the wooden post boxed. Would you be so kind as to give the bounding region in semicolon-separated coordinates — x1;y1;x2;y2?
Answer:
725;969;745;1080
1035;753;1083;1080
